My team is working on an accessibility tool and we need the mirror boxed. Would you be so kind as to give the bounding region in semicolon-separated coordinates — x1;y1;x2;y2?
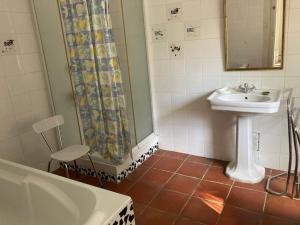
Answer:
224;0;286;71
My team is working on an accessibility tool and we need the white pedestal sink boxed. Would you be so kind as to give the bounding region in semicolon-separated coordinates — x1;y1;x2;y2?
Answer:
208;88;281;183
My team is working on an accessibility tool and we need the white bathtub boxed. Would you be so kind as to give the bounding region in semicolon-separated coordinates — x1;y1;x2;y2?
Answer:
0;159;135;225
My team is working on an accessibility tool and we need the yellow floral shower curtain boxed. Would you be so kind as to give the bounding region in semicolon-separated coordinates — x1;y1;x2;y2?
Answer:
59;0;131;164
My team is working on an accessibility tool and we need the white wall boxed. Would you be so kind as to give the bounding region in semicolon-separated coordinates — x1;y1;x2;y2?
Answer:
0;0;52;170
145;0;300;170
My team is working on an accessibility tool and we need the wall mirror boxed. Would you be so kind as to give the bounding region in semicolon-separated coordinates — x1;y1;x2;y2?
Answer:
224;0;286;71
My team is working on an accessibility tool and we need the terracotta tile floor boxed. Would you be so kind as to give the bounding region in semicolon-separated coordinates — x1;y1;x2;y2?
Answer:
54;150;300;225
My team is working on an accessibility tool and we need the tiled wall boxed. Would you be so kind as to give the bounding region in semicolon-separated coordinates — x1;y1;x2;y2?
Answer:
0;0;52;170
145;0;300;170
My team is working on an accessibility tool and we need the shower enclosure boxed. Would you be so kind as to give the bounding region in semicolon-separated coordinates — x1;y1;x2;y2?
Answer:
32;0;156;179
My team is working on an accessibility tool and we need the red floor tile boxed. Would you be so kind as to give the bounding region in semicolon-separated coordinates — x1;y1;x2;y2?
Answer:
154;149;167;156
143;155;161;167
267;176;294;194
181;197;223;225
218;205;262;225
226;187;266;213
186;155;213;165
127;181;160;204
79;175;102;187
262;214;299;225
132;202;146;217
136;207;177;225
139;168;173;187
103;179;135;194
204;167;233;185
163;150;189;160
126;164;150;181
53;169;84;181
234;176;268;192
174;217;207;225
165;174;200;194
265;168;272;175
150;189;189;214
211;159;228;168
193;180;230;204
153;157;183;172
271;169;286;176
177;161;208;178
264;195;300;221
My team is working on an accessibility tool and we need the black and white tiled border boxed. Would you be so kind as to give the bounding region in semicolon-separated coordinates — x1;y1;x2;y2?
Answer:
68;142;159;183
106;201;135;225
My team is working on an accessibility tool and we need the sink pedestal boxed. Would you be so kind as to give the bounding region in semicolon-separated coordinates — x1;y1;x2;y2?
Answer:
226;115;265;183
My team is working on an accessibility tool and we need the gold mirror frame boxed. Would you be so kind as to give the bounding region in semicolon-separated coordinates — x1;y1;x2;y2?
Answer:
224;0;287;71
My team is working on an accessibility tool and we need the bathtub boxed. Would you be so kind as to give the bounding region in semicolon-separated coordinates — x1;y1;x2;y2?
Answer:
0;159;135;225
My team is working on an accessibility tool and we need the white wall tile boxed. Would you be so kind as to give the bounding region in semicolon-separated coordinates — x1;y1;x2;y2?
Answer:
289;9;300;33
0;12;15;33
0;0;52;171
11;94;33;115
167;22;185;41
0;118;18;141
0;97;13;120
12;13;35;34
21;53;42;73
17;34;39;54
183;0;201;21
0;137;25;163
287;33;300;55
200;0;223;19
1;55;24;76
6;75;27;96
10;0;31;13
0;0;11;12
290;0;300;9
152;42;169;59
149;6;166;24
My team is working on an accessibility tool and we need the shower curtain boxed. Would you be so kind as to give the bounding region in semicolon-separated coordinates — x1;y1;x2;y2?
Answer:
59;0;131;165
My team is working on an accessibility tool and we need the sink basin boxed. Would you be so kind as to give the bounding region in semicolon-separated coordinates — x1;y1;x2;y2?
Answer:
208;88;281;114
207;88;282;183
218;94;270;102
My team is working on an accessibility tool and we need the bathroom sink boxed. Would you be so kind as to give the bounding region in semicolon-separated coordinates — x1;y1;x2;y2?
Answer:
208;88;281;114
218;94;270;102
207;87;282;183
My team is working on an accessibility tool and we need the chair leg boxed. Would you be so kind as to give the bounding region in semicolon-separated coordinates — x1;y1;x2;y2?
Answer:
64;163;70;178
74;160;79;177
87;153;103;187
47;159;53;172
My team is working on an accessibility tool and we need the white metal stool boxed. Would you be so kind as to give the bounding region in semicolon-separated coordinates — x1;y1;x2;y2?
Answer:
32;115;102;186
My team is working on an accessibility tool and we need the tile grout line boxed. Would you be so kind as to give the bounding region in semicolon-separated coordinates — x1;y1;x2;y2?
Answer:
214;175;235;225
133;153;192;218
171;158;214;225
123;151;165;199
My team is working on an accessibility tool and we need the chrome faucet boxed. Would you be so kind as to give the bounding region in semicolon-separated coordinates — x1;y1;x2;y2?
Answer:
239;83;256;93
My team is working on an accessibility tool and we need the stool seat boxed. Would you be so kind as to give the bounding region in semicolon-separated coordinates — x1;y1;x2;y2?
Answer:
51;145;90;162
